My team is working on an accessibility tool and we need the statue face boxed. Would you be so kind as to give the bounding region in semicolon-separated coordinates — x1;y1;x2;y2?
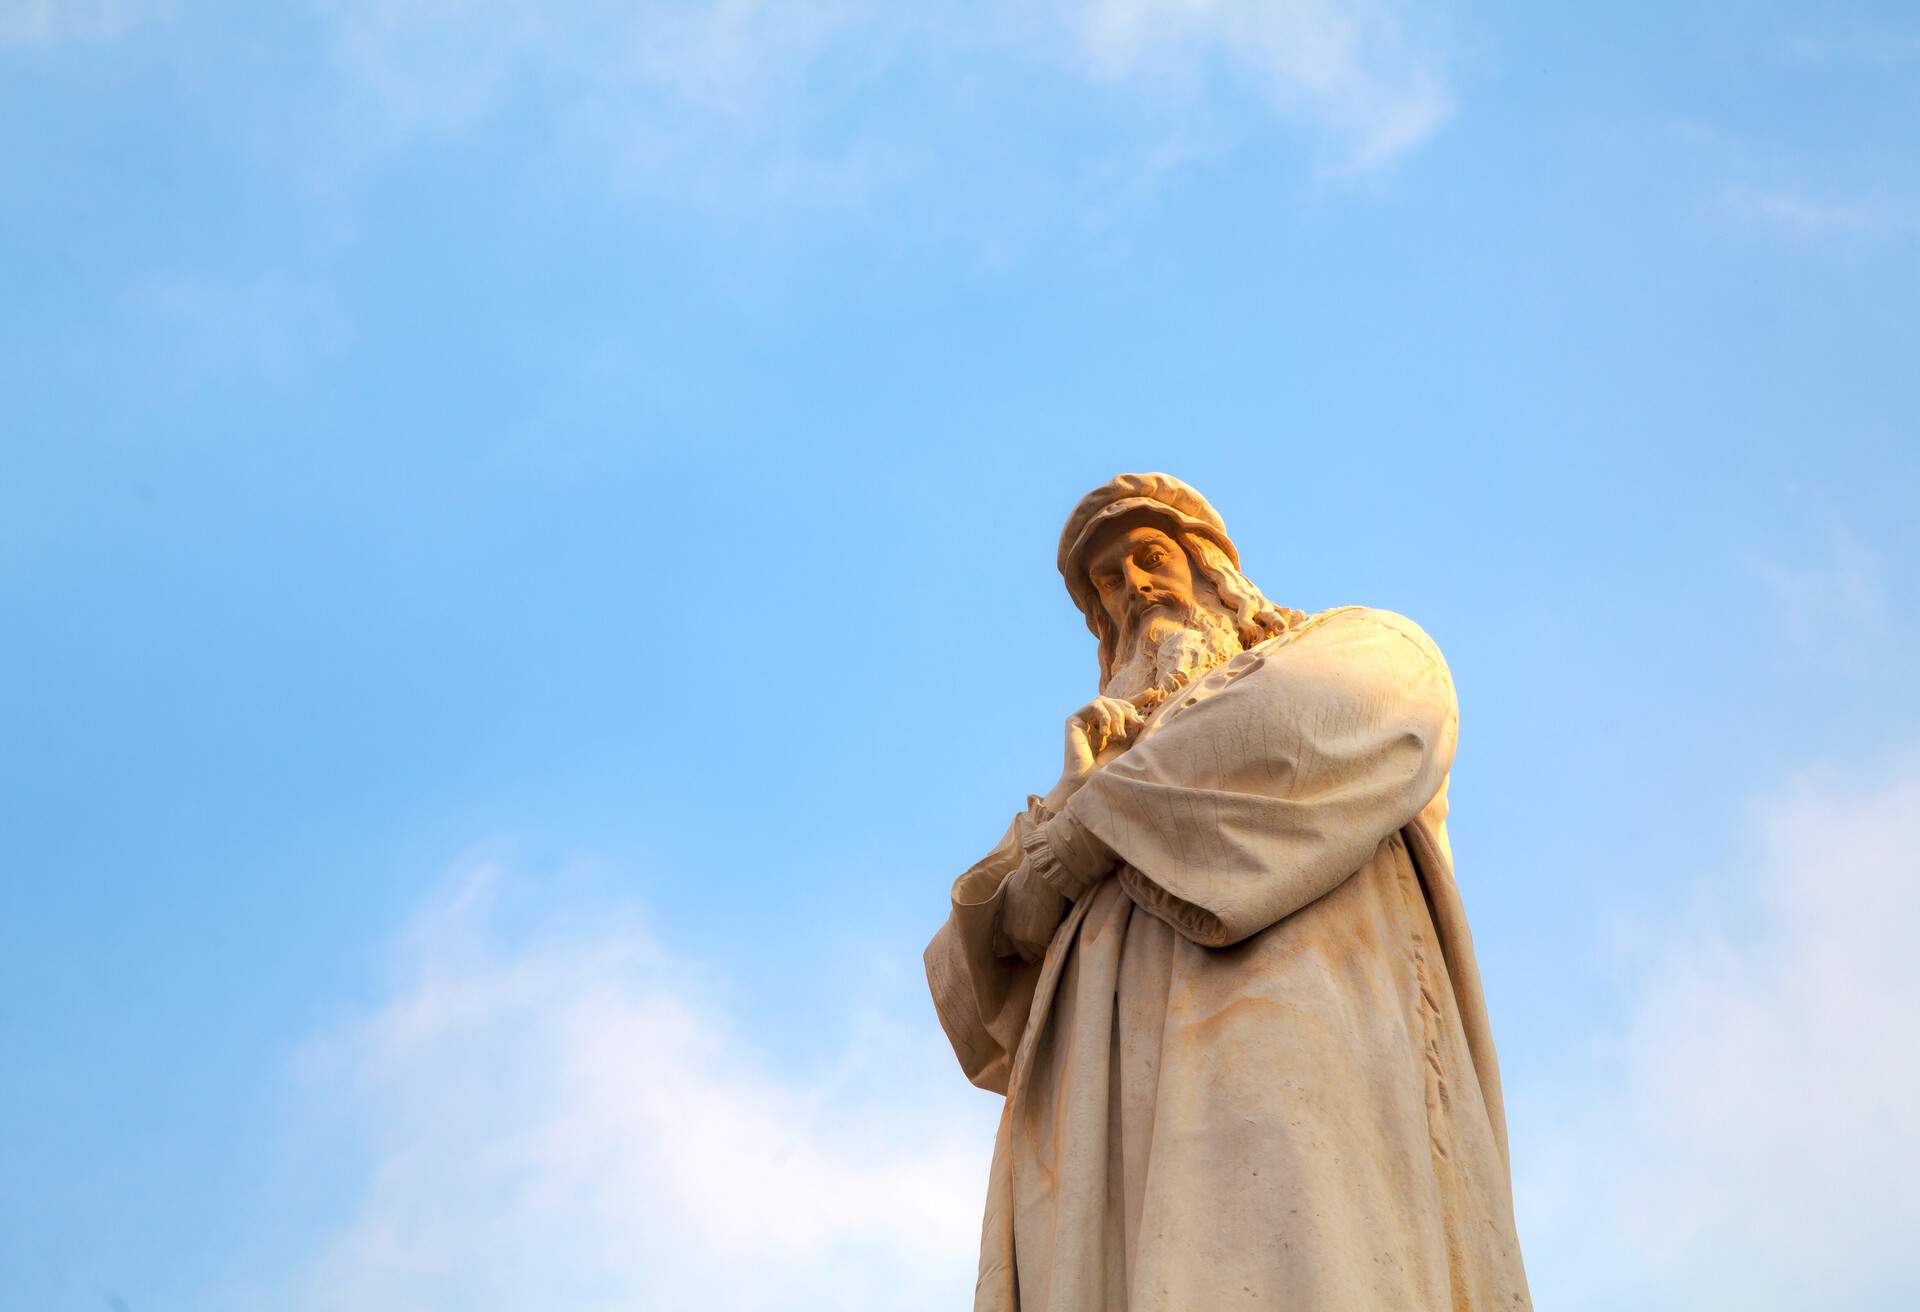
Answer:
1085;523;1197;640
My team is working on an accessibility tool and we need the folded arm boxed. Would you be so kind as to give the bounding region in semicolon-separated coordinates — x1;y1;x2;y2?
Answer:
1028;609;1459;947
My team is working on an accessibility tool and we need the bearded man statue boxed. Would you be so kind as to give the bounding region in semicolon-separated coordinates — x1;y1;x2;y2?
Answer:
925;473;1532;1310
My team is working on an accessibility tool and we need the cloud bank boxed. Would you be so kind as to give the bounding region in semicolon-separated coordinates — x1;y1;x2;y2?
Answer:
285;868;998;1312
1517;754;1920;1309
273;768;1920;1310
270;745;1920;1306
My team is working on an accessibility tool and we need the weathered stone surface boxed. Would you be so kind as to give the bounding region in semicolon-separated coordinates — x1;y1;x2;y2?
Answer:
926;472;1531;1310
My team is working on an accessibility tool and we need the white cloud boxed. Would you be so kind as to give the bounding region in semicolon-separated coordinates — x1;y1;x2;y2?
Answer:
1515;753;1920;1309
282;865;998;1312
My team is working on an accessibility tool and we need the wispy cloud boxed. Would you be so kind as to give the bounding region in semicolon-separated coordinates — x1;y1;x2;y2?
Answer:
1069;0;1452;173
312;1;924;210
1756;528;1892;674
1720;186;1908;240
1780;22;1920;71
1516;752;1920;1309
278;865;996;1311
317;0;875;137
313;0;1453;197
0;0;153;45
119;271;350;393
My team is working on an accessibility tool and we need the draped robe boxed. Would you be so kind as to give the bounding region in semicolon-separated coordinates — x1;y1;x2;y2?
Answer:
924;608;1531;1310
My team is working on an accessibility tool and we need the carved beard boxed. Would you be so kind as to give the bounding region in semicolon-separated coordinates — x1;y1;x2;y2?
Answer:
1101;600;1244;707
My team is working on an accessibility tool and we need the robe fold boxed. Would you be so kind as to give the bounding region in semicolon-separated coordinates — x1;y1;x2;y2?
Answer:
925;607;1531;1311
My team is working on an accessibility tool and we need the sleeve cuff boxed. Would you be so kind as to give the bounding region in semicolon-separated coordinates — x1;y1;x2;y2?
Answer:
1020;808;1114;902
1115;865;1233;947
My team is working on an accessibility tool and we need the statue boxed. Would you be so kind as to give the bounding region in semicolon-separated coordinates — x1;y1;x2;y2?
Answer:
925;473;1532;1309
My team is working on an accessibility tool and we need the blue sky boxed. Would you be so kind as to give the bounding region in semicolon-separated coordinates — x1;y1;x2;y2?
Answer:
3;1;1917;1308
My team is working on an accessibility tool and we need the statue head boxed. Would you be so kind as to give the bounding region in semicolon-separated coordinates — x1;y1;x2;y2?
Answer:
1059;473;1299;704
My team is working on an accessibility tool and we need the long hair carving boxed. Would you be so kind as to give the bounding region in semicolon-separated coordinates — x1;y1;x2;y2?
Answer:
1093;534;1301;687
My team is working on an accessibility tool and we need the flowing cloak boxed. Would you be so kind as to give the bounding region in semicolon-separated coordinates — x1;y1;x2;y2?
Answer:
924;608;1531;1311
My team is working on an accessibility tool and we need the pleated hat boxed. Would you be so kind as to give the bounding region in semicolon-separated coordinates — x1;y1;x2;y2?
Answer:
1057;472;1238;629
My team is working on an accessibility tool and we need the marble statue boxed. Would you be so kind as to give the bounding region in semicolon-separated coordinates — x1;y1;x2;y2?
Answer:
925;473;1532;1310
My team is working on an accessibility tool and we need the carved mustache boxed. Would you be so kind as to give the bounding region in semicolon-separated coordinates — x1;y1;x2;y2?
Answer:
1120;592;1191;641
1126;590;1187;618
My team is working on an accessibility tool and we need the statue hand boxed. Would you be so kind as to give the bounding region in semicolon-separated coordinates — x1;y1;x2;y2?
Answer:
1043;696;1144;810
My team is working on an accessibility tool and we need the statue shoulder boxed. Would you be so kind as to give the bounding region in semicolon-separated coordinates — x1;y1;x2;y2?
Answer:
1274;606;1453;679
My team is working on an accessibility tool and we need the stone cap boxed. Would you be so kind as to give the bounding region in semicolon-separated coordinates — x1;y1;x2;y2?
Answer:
1057;472;1238;624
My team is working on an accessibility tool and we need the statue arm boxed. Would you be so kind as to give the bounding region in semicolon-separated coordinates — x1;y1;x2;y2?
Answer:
1063;609;1458;948
923;802;1050;1093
